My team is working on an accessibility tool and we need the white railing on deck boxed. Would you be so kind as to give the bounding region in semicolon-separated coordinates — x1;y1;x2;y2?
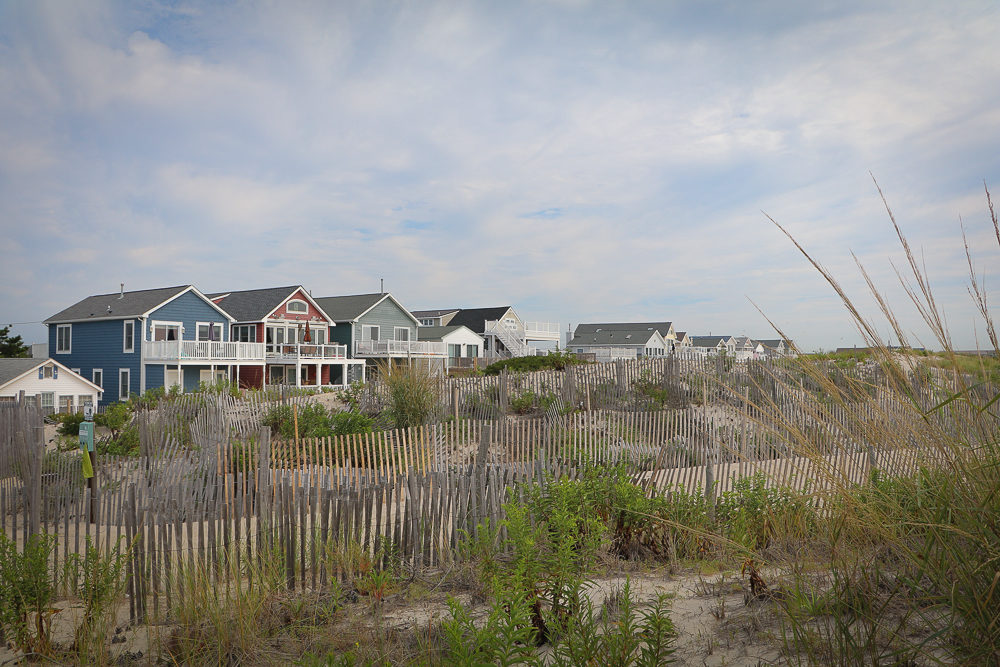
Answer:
143;340;265;361
266;343;347;360
484;320;529;357
523;321;561;340
355;340;447;356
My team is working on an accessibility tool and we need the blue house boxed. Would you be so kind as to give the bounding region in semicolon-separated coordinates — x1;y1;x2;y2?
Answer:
45;285;249;405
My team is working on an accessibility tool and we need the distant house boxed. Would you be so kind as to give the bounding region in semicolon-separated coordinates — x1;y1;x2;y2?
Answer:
689;335;737;357
314;293;446;377
733;336;757;361
422;306;560;358
414;326;485;370
208;285;363;389
45;285;237;405
758;339;796;358
411;309;461;327
674;332;692;349
0;358;102;414
568;323;670;360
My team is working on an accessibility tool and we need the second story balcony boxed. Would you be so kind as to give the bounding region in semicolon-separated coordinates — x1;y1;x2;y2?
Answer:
523;321;561;342
266;343;348;362
144;340;265;362
354;340;447;357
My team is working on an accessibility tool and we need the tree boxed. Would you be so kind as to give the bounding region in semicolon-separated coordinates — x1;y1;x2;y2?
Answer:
0;326;30;358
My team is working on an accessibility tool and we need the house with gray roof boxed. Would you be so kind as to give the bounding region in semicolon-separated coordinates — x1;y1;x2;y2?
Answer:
689;335;737;357
314;293;446;376
412;306;560;358
413;325;485;370
568;323;670;361
0;358;103;414
45;285;238;405
208;285;363;388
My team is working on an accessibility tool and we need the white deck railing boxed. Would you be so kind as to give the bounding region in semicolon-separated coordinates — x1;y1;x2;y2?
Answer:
266;343;348;361
523;321;561;340
143;340;265;361
354;340;447;357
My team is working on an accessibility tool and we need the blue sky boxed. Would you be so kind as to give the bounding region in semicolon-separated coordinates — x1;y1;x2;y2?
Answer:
2;0;999;351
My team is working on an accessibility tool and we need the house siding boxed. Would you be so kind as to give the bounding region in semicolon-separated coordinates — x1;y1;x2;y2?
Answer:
358;299;417;343
0;361;101;412
49;319;141;406
147;291;231;342
329;323;352;347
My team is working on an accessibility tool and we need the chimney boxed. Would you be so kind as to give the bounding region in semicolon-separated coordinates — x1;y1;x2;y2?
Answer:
119;283;125;299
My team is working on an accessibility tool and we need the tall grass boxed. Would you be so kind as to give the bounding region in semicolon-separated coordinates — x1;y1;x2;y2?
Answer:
762;184;1000;664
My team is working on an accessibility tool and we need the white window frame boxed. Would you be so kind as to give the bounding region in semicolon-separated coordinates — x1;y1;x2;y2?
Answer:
286;299;308;314
56;324;72;353
311;327;326;345
234;324;256;342
151;320;182;342
118;368;130;401
40;392;54;410
196;321;221;342
123;320;135;353
361;325;380;341
394;327;410;342
92;368;103;389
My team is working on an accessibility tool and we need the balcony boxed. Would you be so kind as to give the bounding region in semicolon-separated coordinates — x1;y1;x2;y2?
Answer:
266;343;348;362
354;340;447;357
523;321;561;341
143;340;265;362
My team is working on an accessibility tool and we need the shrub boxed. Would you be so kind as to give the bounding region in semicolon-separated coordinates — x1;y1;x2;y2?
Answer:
0;532;58;656
482;351;584;375
380;360;440;428
56;411;86;437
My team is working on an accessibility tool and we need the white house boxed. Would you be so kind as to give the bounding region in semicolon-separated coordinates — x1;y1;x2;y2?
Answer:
689;335;737;357
0;358;103;414
415;325;485;370
568;323;670;360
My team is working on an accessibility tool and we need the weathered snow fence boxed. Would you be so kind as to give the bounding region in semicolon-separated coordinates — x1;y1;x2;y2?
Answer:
0;355;979;623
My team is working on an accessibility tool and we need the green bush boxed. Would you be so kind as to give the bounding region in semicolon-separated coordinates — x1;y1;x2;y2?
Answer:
482;351;584;375
262;403;374;439
0;532;58;656
56;411;86;437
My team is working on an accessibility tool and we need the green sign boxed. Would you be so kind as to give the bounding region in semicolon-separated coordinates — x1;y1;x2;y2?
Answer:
78;421;95;452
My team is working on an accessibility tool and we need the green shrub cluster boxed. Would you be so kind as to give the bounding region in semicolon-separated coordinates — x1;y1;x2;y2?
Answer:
482;351;584;375
262;403;374;439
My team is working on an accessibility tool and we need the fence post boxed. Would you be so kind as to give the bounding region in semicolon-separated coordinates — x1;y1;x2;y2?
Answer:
452;387;460;422
474;424;491;479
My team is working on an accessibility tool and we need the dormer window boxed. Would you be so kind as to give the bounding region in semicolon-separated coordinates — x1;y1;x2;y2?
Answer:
287;300;308;314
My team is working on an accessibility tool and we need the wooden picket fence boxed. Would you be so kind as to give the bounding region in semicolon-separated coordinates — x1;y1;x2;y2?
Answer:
0;356;985;625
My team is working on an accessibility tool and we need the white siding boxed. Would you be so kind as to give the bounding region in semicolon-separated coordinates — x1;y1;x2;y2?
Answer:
0;361;100;411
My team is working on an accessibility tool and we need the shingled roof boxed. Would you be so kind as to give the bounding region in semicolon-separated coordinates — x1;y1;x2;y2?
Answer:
568;327;662;347
573;322;674;339
207;286;304;322
414;325;481;342
445;307;513;333
0;358;45;387
44;286;194;324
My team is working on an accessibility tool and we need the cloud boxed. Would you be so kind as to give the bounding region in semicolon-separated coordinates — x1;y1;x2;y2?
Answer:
1;1;998;351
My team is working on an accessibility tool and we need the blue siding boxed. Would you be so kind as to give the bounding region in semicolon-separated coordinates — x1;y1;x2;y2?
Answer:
148;290;231;342
48;318;140;406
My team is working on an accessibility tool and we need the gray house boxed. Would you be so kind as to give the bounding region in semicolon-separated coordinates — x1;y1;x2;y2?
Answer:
315;293;446;379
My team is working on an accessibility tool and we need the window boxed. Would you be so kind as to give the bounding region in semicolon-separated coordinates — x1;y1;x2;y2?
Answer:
165;369;181;390
197;322;221;342
286;300;308;313
467;344;479;357
92;369;103;388
234;325;256;342
59;395;73;413
311;327;326;345
118;369;130;401
448;343;461;359
40;392;54;410
419;319;434;326
152;322;179;341
39;365;55;379
361;325;379;341
123;320;135;353
269;366;286;384
394;327;410;342
56;324;71;353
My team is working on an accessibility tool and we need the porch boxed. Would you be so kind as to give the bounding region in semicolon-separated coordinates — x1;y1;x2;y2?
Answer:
354;340;446;357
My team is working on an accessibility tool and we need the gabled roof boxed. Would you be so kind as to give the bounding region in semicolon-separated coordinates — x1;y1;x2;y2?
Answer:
411;309;461;319
446;307;514;332
568;327;663;347
690;336;730;348
573;321;674;339
207;285;330;323
313;293;421;327
415;325;483;342
0;358;103;393
45;285;232;324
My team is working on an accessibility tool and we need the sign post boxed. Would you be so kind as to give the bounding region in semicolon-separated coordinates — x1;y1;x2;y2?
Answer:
79;403;97;522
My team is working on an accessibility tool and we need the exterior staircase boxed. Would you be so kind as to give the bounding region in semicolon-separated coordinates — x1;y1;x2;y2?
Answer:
485;320;530;358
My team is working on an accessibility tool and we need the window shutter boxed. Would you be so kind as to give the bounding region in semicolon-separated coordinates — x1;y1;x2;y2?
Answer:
53;367;59;379
38;368;44;379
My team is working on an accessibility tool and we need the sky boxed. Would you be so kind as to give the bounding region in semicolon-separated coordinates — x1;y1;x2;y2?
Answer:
1;0;999;352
